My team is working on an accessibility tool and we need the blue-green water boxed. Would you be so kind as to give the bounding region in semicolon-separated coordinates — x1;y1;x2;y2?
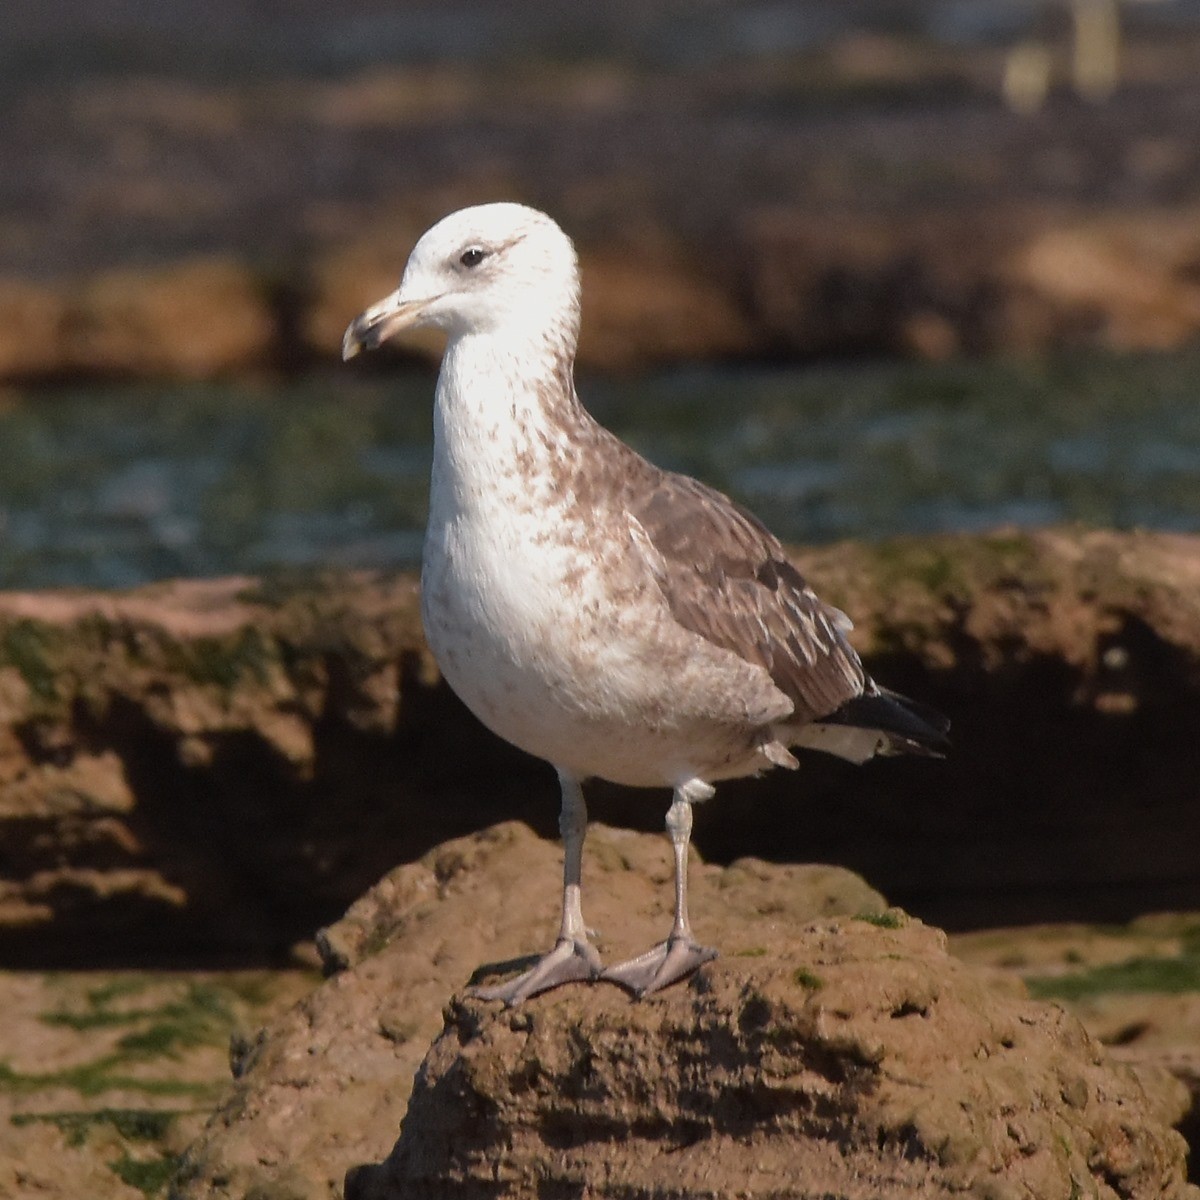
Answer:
3;353;1200;589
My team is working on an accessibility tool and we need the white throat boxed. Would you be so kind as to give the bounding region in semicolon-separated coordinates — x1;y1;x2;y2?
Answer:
428;323;582;519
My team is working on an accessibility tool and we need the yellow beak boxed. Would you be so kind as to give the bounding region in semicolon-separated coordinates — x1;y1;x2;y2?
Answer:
341;292;436;360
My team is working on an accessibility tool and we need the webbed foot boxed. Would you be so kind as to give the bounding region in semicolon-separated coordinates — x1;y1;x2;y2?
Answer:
470;936;602;1006
602;935;717;997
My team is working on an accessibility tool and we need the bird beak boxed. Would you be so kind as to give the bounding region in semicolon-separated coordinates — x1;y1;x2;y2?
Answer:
341;290;436;360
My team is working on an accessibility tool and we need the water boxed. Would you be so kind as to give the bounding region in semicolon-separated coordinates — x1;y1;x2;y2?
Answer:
2;352;1199;590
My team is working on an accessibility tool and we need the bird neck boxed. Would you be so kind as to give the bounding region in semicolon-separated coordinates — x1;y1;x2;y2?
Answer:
439;320;588;425
431;326;594;507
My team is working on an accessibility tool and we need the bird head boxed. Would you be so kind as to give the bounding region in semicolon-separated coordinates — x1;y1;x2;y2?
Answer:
342;202;581;359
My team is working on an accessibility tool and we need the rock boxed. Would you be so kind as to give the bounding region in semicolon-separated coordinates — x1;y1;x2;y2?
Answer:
0;279;71;380
328;913;1195;1199
735;205;1013;359
575;251;761;370
171;821;889;1199
5;529;1200;961
65;257;278;379
735;203;1200;361
951;915;1200;1186
0;259;279;383
1006;211;1200;353
0;572;436;963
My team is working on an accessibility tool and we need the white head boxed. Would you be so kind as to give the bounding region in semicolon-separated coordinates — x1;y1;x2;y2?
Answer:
342;203;581;359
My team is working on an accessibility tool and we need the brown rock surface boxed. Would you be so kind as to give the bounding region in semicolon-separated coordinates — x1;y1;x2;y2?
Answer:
64;257;278;380
351;922;1194;1200
172;821;888;1199
171;822;1196;1199
952;915;1200;1178
0;258;278;383
1007;211;1200;353
0;571;435;962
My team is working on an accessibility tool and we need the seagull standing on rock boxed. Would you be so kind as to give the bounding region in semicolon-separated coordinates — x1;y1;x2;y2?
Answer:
343;203;948;1005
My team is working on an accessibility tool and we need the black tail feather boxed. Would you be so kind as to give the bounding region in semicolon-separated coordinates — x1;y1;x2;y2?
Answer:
821;685;950;757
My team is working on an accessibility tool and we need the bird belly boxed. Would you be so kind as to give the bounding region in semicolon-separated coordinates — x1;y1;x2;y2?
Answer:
420;507;772;787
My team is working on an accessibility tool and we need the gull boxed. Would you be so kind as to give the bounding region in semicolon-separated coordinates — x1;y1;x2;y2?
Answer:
343;202;948;1004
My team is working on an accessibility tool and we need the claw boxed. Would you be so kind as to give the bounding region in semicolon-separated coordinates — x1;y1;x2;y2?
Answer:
470;936;603;1006
602;935;717;997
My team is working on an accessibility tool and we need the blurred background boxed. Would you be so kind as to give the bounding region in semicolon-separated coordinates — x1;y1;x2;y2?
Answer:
4;0;1200;589
7;11;1200;1192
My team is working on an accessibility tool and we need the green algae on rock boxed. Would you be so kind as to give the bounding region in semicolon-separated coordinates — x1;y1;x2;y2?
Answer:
0;969;315;1200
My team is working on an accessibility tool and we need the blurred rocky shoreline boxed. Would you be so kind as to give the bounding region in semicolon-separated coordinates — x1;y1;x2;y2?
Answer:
4;6;1200;381
5;4;1200;1194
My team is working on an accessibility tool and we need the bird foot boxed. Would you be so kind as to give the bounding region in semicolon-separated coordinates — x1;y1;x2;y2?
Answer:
469;936;603;1006
602;935;717;997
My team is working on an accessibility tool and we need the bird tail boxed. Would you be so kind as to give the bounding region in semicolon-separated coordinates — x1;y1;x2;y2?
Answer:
787;684;950;764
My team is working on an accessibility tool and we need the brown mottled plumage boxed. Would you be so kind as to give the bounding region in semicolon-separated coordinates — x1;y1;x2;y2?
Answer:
343;203;948;1006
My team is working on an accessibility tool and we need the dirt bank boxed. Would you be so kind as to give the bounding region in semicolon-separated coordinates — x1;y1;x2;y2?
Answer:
2;528;1200;967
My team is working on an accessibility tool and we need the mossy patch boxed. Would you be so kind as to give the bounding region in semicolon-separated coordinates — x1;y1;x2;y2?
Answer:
0;1059;215;1098
235;567;358;610
792;967;824;990
5;970;316;1200
1;977;277;1099
1025;953;1200;1001
11;1106;180;1146
41;980;235;1057
109;1150;180;1197
867;539;963;597
855;910;906;929
165;626;278;692
0;619;64;702
863;530;1043;602
10;1109;189;1196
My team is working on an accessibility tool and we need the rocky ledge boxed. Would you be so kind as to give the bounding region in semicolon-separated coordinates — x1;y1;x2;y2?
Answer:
4;527;1200;964
358;931;1192;1200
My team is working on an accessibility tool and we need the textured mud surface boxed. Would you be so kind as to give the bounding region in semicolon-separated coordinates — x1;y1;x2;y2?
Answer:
3;827;1197;1199
355;926;1193;1200
169;824;1194;1200
0;968;315;1200
172;821;886;1200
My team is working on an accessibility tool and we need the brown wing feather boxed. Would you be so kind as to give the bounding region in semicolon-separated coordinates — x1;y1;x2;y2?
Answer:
627;469;866;725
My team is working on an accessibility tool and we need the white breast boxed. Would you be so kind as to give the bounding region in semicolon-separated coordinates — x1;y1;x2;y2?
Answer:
421;405;637;769
418;334;785;787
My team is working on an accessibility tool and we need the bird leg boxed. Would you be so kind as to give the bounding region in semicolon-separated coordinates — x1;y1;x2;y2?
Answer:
470;769;602;1005
603;779;718;996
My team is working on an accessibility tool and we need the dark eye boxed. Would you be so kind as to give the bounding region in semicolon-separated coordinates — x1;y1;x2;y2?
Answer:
459;246;486;269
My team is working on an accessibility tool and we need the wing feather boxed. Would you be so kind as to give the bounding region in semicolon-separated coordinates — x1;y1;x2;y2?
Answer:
626;470;865;725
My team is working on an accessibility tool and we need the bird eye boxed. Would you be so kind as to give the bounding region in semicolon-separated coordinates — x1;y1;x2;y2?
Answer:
459;246;487;269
